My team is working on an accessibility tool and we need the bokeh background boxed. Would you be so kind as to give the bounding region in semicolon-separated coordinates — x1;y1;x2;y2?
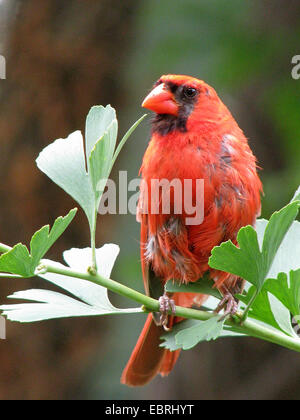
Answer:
0;0;299;400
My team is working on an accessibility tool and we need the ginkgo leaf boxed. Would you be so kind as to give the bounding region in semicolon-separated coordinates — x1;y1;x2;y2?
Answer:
36;106;146;237
30;209;77;269
0;209;77;277
264;270;300;318
89;126;117;202
0;289;110;322
256;220;300;280
238;285;297;337
209;200;300;291
0;244;142;322
160;316;244;351
175;316;225;349
36;131;94;226
291;186;300;203
261;201;300;277
85;105;117;161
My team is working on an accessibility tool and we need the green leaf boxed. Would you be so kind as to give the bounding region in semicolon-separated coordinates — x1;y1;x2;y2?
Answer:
238;285;297;337
0;289;112;322
36;131;95;227
0;244;32;277
165;274;222;299
0;209;77;277
89;123;118;202
86;106;118;201
36;105;147;262
160;318;245;351
88;111;147;206
264;270;300;317
173;316;225;350
290;185;300;203
85;105;117;161
30;208;77;268
238;287;276;328
209;225;264;288
256;219;300;280
261;201;300;276
209;200;300;291
268;293;298;338
0;244;142;322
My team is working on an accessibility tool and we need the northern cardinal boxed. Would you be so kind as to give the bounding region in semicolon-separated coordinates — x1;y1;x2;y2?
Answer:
121;75;262;386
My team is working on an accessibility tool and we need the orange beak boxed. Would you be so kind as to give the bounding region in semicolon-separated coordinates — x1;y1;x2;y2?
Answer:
142;83;179;116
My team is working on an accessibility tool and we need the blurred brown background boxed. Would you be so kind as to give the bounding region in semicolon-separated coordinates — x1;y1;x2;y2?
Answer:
0;0;299;400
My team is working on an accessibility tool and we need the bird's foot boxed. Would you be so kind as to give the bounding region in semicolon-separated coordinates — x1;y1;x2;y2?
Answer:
158;293;176;331
214;292;238;320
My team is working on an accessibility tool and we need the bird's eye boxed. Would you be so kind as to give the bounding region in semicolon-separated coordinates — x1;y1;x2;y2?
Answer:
183;87;197;99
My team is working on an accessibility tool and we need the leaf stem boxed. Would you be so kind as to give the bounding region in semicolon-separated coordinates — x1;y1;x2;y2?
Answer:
90;213;98;271
240;288;259;321
109;114;147;173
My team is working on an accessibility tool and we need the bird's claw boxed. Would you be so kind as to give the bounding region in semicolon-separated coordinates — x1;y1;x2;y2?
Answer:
159;293;176;330
214;292;238;320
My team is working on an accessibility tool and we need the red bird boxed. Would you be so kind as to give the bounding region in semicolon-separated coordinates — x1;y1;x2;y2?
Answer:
121;75;262;386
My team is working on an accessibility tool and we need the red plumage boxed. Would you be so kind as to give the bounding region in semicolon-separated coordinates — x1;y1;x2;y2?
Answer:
121;75;262;386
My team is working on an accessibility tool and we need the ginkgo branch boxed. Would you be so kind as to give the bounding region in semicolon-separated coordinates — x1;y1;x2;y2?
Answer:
1;241;300;354
40;258;300;354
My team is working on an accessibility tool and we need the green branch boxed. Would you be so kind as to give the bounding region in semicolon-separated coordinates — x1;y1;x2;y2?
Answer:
1;240;300;353
42;260;300;354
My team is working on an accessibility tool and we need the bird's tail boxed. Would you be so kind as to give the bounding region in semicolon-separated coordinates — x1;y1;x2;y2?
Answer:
121;313;180;386
121;292;208;386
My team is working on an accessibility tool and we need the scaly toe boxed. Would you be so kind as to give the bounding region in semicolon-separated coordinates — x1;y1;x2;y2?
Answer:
215;292;238;320
158;293;176;328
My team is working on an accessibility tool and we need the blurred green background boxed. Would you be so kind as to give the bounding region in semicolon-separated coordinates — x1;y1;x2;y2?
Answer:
0;0;299;400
